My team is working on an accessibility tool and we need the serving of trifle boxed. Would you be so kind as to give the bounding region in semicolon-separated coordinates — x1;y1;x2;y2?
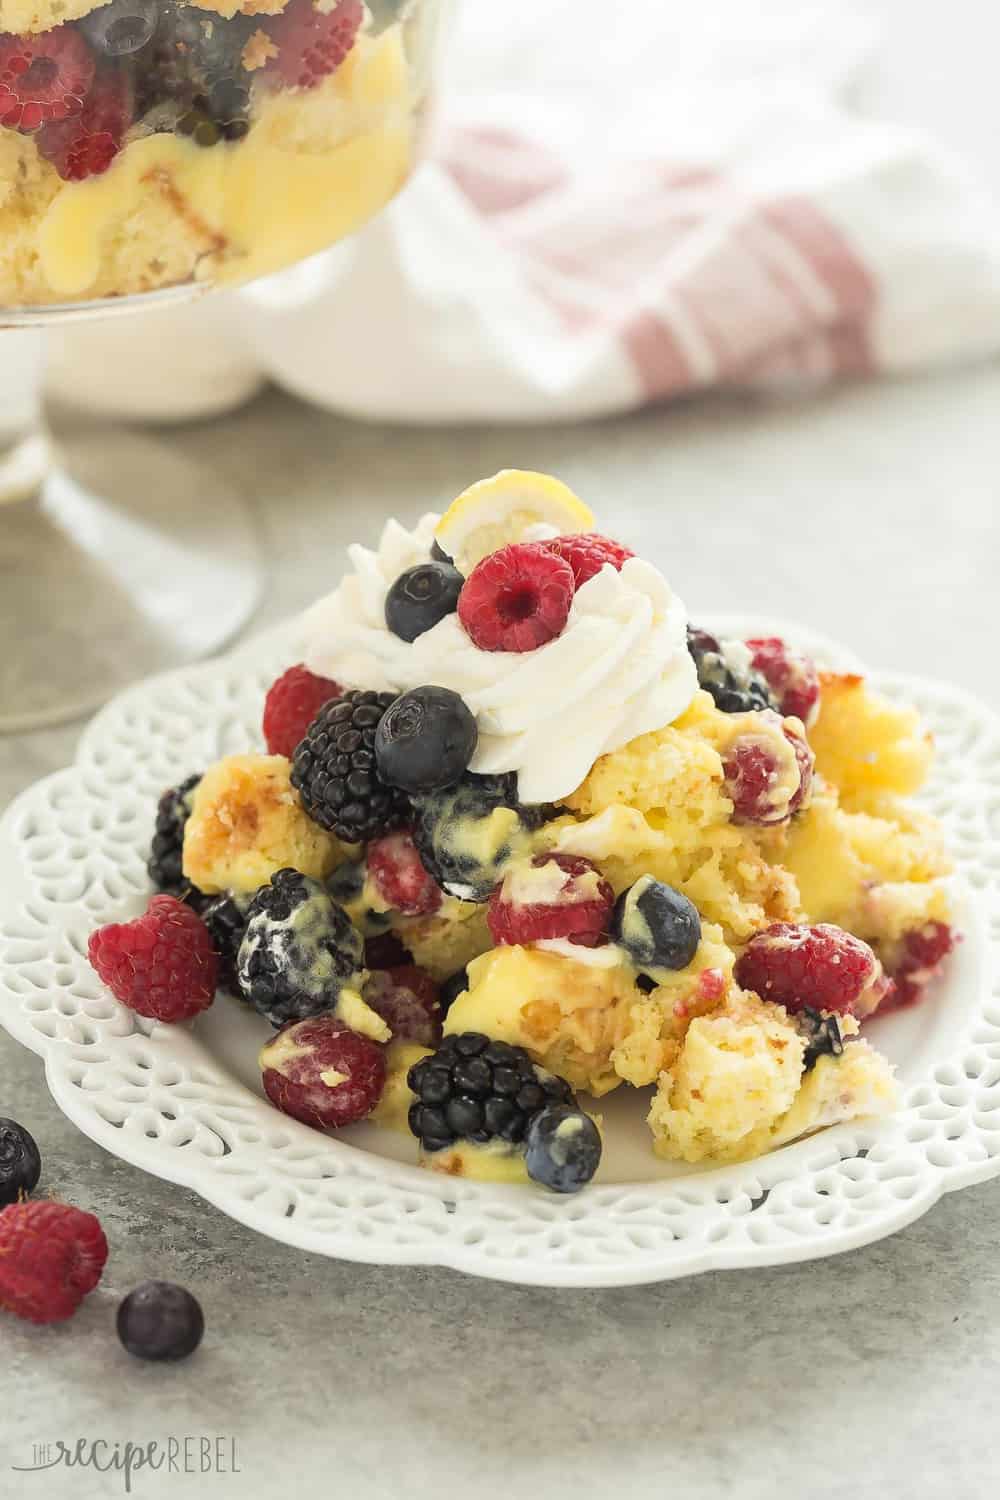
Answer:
88;470;957;1194
0;0;431;305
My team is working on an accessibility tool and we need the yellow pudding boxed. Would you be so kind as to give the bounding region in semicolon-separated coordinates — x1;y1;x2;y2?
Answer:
370;1040;430;1133
419;1139;532;1186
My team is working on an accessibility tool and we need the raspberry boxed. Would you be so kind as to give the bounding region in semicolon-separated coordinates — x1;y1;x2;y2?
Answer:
878;921;956;1015
367;830;443;917
363;965;442;1046
735;923;892;1019
263;0;363;90
746;637;821;727
36;64;130;181
722;713;814;825
487;853;614;948
543;532;634;588
458;543;575;653
260;1014;385;1129
0;1201;108;1324
0;25;94;132
263;663;342;759
88;894;218;1023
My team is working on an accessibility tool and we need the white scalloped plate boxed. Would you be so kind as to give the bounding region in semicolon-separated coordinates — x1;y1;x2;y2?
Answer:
1;617;999;1287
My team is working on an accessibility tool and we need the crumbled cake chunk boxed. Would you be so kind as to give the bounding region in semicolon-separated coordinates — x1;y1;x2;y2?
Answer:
182;754;346;894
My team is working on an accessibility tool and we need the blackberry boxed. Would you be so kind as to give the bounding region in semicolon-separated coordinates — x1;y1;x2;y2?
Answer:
147;773;202;899
236;868;363;1028
411;771;552;901
407;1032;574;1153
799;1007;845;1071
290;690;411;844
201;891;252;997
0;1118;42;1206
687;625;776;715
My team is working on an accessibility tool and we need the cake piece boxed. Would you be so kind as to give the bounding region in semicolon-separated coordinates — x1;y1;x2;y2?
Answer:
183;754;347;894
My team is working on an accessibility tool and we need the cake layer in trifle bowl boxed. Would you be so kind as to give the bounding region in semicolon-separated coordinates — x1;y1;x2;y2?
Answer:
0;0;435;308
88;470;958;1196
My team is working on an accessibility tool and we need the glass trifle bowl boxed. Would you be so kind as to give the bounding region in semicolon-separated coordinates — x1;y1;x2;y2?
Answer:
0;0;447;728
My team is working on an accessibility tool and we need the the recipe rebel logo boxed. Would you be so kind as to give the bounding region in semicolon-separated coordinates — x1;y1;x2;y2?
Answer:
11;1435;241;1493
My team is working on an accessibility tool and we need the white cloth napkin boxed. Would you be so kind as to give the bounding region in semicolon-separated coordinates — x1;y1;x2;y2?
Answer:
45;0;1000;423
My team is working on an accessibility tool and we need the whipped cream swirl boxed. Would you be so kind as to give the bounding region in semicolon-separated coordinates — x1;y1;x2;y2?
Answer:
301;513;697;804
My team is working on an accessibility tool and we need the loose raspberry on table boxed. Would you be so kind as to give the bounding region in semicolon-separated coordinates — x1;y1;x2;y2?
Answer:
263;662;342;759
367;830;443;917
735;922;891;1019
263;0;363;91
458;542;575;653
363;965;442;1047
488;853;614;948
0;25;94;132
0;1201;108;1324
745;636;820;726
542;532;634;588
36;64;130;181
878;921;957;1015
260;1014;385;1129
88;894;218;1023
722;713;814;825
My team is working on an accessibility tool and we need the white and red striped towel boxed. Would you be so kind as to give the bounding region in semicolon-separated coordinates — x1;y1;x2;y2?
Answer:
47;0;1000;422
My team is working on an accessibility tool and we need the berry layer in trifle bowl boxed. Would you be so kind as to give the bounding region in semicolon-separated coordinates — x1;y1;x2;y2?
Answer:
0;0;434;307
88;471;958;1195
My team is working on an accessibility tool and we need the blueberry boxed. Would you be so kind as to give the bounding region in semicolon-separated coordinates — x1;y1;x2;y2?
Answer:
686;624;775;715
430;538;453;564
117;1280;204;1361
375;686;478;794
525;1106;602;1193
80;0;158;56
0;1118;41;1206
612;876;701;974
385;562;464;643
800;1008;845;1071
438;967;469;1016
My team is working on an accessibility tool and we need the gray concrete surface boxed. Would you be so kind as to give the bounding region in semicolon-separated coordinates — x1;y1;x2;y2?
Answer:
4;4;1000;1494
